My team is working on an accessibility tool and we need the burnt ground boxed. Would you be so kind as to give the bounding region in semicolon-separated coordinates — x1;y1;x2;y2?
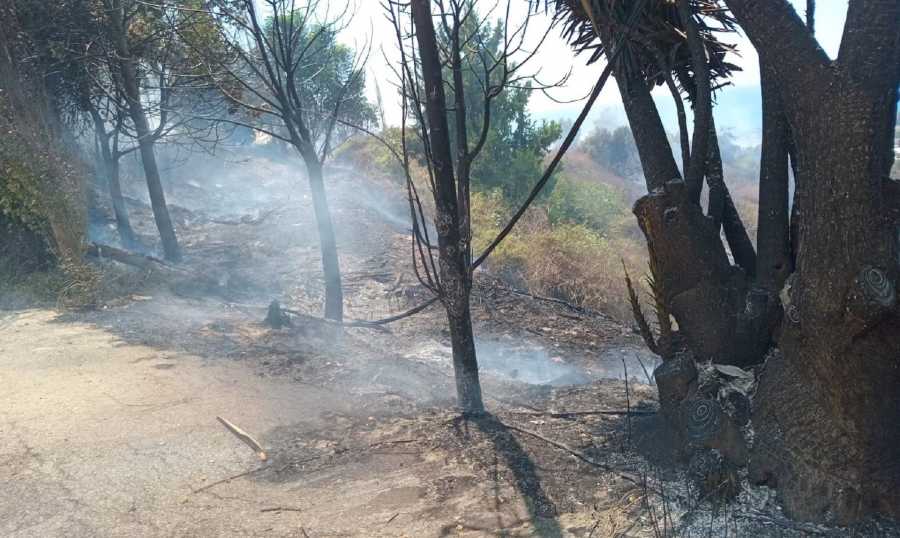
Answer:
2;149;885;537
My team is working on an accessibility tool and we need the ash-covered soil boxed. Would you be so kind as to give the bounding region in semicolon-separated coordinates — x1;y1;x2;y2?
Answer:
3;148;888;537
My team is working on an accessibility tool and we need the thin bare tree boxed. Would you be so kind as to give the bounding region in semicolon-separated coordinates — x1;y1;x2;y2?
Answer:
101;0;182;261
192;0;375;321
385;0;565;413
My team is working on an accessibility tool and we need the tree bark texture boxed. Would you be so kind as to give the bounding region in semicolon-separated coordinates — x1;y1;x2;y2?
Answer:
604;27;768;368
411;0;484;414
671;67;757;277
756;60;792;293
725;0;900;523
706;120;757;277
603;24;680;192
574;0;898;523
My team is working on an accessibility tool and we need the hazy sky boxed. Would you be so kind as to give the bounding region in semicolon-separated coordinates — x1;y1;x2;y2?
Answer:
338;1;850;146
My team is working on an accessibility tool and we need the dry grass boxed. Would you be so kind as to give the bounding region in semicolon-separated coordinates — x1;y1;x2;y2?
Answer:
472;190;651;322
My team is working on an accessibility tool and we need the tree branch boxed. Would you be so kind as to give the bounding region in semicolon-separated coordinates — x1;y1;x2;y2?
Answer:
722;0;830;106
838;0;900;89
678;0;711;204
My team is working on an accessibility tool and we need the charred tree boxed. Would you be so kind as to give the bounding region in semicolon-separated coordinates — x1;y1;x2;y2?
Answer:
105;0;181;261
197;0;362;321
592;4;764;367
302;156;343;321
755;60;792;293
567;0;900;522
723;0;900;522
87;104;137;250
409;0;484;413
543;0;898;522
390;0;559;411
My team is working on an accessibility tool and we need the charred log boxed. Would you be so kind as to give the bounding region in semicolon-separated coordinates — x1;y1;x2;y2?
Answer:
85;242;228;298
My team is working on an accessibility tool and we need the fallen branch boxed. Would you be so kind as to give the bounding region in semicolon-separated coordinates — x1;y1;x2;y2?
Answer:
216;416;267;461
507;409;655;418
733;510;827;535
279;306;392;333
223;301;395;333
502;420;642;487
86;243;187;276
483;284;611;320
86;243;227;296
260;507;303;513
368;439;417;448
345;296;441;326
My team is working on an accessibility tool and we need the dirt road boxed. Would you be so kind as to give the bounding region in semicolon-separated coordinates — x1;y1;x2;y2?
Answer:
2;309;354;536
3;308;630;537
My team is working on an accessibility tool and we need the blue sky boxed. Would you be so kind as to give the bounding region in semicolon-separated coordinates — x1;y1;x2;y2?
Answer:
580;1;848;145
344;0;850;147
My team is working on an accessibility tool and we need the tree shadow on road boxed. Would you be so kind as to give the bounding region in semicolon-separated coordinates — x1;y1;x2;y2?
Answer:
441;413;564;538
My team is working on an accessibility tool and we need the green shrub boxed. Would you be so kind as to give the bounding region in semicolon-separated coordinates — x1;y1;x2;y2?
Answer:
0;77;96;308
0;93;87;260
547;175;628;234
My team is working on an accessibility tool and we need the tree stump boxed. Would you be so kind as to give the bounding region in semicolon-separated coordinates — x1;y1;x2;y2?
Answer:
634;180;766;365
264;300;291;329
681;398;747;466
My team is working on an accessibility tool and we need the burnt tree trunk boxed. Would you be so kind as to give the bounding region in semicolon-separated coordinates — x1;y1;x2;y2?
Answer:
606;29;677;192
411;0;484;414
88;107;137;250
756;60;792;293
576;0;897;523
724;0;900;523
672;60;757;277
107;0;180;262
634;180;759;365
706;119;758;277
594;8;770;501
301;153;343;322
104;149;134;249
236;0;345;322
606;35;763;366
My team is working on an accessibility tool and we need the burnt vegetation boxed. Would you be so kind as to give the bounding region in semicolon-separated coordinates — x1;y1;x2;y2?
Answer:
1;0;899;534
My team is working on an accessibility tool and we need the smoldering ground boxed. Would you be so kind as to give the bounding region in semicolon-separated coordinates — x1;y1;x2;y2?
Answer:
86;139;653;395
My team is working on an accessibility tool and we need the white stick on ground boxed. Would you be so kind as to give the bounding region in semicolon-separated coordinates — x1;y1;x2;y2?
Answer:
216;416;268;461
